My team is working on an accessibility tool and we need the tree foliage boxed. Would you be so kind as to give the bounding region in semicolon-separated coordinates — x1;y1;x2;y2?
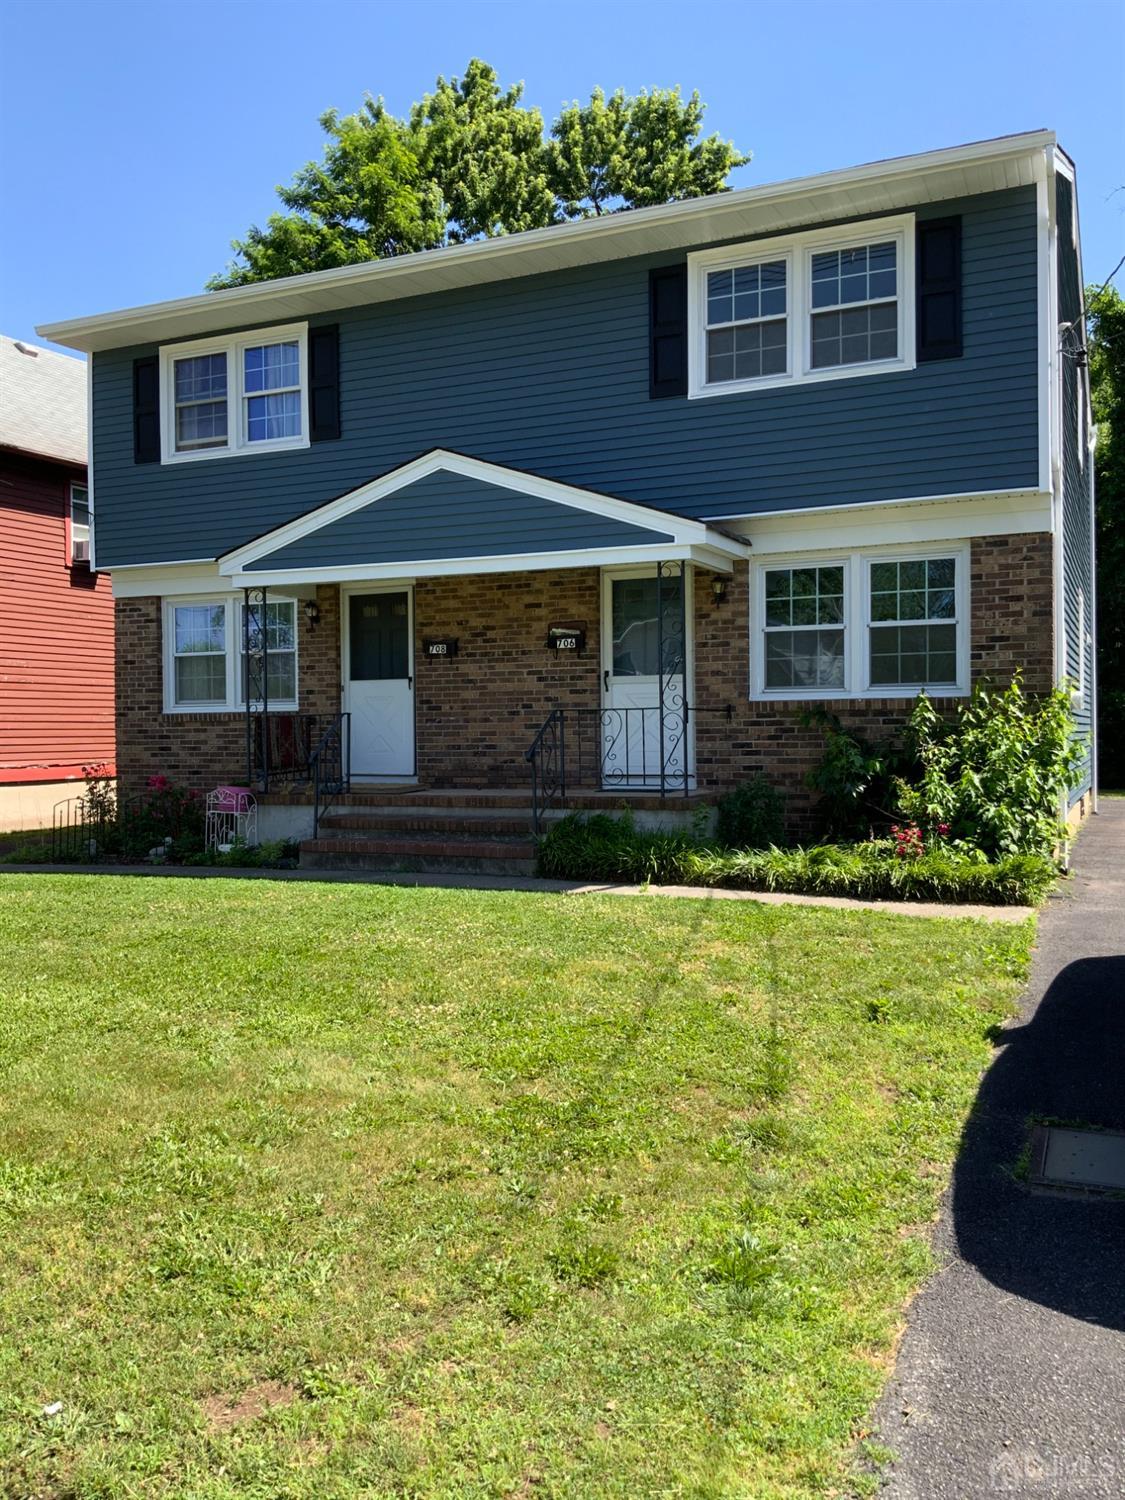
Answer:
209;61;749;288
1087;283;1125;786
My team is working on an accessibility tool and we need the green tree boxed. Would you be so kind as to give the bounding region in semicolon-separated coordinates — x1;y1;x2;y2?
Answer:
547;86;750;218
209;61;749;288
1087;282;1125;786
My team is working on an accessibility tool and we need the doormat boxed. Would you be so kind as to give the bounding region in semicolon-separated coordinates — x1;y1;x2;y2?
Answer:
1028;1124;1125;1193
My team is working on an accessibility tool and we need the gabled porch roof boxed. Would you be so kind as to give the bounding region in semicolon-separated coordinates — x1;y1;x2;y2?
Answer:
218;451;749;585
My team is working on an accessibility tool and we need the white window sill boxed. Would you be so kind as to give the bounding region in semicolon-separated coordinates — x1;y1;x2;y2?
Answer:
162;436;309;466
749;685;968;704
690;355;914;400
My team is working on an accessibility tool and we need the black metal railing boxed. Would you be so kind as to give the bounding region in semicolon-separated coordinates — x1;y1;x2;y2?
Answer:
310;713;351;837
249;711;350;792
51;794;115;862
525;704;732;834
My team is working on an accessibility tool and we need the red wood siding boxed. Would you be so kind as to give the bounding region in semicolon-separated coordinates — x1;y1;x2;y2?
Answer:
0;451;115;777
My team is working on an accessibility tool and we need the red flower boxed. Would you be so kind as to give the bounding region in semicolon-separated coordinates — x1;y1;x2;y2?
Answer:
147;774;172;793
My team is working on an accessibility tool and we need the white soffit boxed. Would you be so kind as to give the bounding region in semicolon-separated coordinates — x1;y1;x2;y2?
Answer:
38;132;1054;353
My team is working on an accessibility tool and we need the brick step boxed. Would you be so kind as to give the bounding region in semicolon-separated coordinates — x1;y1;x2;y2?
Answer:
271;786;714;813
320;811;534;836
300;833;537;877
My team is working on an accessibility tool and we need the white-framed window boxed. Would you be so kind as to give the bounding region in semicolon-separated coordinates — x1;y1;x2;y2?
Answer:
158;323;309;464
751;542;968;701
162;596;299;712
688;214;914;398
69;481;91;563
762;561;846;691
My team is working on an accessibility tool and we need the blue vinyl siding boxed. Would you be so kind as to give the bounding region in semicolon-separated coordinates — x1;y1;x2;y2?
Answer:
91;186;1041;568
1056;174;1094;801
242;470;674;569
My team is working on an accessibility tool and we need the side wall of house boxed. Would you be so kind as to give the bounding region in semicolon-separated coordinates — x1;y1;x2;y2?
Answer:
116;530;1052;833
0;452;115;782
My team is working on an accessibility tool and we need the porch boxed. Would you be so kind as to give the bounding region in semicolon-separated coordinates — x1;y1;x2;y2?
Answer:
220;451;748;864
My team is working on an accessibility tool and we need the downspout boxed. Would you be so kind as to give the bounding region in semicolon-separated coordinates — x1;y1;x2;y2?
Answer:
1089;422;1099;812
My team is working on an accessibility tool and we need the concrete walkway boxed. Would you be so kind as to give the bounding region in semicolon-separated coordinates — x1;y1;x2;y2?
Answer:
870;799;1125;1499
0;861;1031;923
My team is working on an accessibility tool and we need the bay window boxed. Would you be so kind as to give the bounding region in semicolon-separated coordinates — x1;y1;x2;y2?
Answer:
753;546;967;700
163;596;299;711
160;324;308;462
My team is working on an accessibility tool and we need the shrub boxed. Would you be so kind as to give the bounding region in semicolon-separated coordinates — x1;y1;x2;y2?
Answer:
714;775;785;849
800;709;912;840
535;811;695;884
895;676;1086;859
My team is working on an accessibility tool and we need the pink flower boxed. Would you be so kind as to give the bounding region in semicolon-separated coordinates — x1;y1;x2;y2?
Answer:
147;774;172;793
937;822;951;835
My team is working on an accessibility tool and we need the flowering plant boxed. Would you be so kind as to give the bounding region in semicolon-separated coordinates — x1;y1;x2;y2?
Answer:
890;823;924;860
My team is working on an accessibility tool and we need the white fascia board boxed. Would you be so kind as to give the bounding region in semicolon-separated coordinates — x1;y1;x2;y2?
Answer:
218;450;748;574
226;541;722;590
112;562;230;598
715;490;1052;556
39;132;1056;353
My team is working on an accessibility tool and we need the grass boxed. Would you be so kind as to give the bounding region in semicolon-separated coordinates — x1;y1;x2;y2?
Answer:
0;874;1034;1498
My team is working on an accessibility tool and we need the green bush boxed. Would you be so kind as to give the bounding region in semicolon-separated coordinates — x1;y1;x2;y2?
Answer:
800;709;914;839
535;813;1055;906
896;676;1086;859
714;775;785;849
535;811;695;884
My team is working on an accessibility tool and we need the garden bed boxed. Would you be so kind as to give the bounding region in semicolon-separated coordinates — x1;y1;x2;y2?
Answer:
536;815;1059;907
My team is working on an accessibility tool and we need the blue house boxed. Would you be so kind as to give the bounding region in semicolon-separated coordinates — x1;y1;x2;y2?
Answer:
40;130;1095;868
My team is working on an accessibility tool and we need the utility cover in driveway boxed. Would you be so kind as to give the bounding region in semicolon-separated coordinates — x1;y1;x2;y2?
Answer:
1030;1125;1125;1192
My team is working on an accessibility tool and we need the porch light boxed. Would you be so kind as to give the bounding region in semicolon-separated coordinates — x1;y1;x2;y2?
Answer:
710;576;729;605
303;599;320;629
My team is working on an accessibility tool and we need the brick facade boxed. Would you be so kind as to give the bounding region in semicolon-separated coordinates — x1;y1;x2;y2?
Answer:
116;533;1054;828
693;531;1054;834
114;584;341;798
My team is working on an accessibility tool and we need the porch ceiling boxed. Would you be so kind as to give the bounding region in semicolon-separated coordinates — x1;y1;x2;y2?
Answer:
218;450;749;586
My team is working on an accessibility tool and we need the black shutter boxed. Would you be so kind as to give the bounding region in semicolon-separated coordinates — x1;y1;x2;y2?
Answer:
916;217;962;361
649;265;688;398
132;355;160;463
308;324;340;441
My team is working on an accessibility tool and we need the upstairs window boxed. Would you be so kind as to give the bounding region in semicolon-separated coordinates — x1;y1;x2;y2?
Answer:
69;482;91;563
704;259;788;385
689;215;913;397
159;325;308;463
810;241;898;370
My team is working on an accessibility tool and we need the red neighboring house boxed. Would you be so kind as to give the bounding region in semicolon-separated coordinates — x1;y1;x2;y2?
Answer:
1;336;114;829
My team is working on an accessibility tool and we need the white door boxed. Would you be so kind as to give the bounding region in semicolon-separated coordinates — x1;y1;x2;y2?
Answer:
345;589;415;778
601;570;692;788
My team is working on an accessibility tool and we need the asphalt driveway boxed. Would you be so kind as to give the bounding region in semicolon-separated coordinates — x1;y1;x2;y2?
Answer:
870;799;1125;1499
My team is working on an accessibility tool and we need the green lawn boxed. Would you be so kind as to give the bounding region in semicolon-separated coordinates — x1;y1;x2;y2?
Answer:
0;875;1032;1499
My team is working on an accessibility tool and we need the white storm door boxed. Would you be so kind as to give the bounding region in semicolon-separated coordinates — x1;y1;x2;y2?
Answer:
601;570;691;788
345;589;415;778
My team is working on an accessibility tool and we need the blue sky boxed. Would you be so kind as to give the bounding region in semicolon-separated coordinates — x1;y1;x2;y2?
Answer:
2;0;1122;357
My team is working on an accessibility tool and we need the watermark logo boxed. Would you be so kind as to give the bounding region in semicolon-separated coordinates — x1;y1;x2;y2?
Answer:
989;1445;1121;1493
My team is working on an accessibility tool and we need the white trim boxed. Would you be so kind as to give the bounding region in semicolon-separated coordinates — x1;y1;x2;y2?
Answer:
38;132;1056;354
227;543;740;590
158;323;309;465
218;449;749;576
160;593;300;714
699;485;1051;526
749;540;970;702
688;214;916;398
722;490;1052;556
